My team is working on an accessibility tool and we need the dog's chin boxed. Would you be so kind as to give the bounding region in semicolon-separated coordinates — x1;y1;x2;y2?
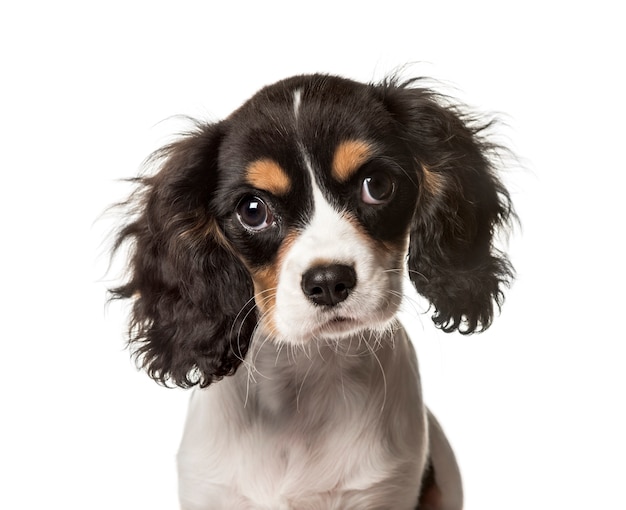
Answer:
272;307;399;346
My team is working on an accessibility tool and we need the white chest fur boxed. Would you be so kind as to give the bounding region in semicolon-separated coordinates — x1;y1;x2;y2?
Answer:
177;327;428;509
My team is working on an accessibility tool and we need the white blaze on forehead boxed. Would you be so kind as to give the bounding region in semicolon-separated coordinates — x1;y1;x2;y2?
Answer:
297;149;366;266
292;88;302;120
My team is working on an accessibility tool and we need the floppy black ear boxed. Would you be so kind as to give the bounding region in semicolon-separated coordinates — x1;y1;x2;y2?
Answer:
380;79;514;333
110;122;256;387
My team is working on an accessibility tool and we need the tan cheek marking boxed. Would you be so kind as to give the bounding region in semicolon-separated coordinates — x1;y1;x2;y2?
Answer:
422;165;446;197
249;231;299;333
245;159;291;195
332;140;374;182
251;266;278;315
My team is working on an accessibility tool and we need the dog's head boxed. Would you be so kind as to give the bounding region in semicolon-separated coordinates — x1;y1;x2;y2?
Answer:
111;74;514;388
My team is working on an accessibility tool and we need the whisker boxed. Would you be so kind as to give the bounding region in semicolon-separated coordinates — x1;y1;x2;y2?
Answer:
299;339;313;361
363;334;387;415
296;359;314;413
233;290;281;402
230;284;280;365
274;341;285;366
404;268;429;283
250;328;274;373
315;338;328;363
381;267;405;274
228;294;260;364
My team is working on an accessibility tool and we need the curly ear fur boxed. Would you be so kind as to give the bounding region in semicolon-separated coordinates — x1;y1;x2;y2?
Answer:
110;122;256;388
380;79;515;333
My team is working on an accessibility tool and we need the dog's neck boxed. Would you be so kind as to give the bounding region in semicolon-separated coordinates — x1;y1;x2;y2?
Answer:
230;324;416;432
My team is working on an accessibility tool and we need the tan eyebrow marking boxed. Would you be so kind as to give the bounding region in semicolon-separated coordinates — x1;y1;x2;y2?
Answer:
331;140;375;182
245;159;291;195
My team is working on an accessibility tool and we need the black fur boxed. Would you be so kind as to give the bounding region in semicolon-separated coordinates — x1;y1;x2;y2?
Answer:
111;123;257;388
379;78;514;333
110;74;514;388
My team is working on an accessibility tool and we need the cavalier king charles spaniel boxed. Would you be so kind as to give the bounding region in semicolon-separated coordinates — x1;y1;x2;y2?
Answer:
111;73;514;509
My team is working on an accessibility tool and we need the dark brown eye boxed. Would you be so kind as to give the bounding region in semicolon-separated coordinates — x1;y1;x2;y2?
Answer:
361;171;395;205
237;196;275;231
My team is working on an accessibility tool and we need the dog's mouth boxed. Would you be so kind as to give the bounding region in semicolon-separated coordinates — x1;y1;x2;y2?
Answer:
328;316;352;327
313;314;365;337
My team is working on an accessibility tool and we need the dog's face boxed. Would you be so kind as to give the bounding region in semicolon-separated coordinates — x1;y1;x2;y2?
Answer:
215;77;419;343
112;74;514;387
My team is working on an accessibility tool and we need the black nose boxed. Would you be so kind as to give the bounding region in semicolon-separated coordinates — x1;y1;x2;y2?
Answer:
301;264;357;307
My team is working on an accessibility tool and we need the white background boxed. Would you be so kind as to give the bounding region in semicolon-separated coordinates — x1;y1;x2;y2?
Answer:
1;1;624;508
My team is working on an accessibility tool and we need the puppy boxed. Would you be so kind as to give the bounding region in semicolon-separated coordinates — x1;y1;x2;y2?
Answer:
111;73;514;509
